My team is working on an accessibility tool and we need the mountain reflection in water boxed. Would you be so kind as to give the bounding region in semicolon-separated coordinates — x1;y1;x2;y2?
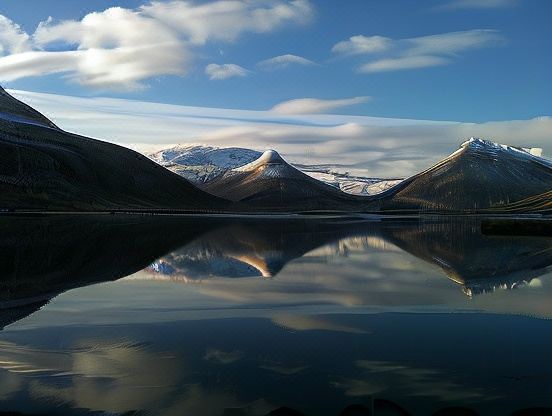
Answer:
0;214;551;415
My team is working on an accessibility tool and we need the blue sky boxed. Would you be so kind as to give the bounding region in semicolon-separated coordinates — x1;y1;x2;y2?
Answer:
1;0;551;122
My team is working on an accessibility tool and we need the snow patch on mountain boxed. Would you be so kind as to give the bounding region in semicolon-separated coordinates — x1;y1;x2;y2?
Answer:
462;137;546;160
150;145;262;183
148;144;403;196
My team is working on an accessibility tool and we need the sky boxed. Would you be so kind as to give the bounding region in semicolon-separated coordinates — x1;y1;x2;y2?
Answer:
0;0;551;176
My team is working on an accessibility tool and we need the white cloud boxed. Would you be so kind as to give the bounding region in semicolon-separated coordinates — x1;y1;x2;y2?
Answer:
141;0;313;45
271;96;370;114
358;55;449;73
331;35;391;55
9;89;551;180
205;63;249;80
0;46;188;91
405;30;504;56
0;51;80;81
257;53;315;70
0;15;31;55
333;29;504;73
436;0;517;10
0;1;313;89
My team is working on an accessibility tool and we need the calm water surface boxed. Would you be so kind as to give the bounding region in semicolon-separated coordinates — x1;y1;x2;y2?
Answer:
0;215;551;415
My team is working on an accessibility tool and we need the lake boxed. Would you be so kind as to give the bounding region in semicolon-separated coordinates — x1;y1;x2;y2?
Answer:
0;215;551;415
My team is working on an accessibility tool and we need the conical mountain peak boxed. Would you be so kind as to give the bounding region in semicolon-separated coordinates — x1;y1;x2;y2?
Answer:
461;137;492;148
258;149;285;164
234;149;287;172
459;137;544;160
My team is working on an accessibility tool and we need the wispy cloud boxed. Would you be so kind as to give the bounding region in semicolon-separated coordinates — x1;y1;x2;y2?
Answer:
358;55;449;73
436;0;517;11
333;29;504;73
257;53;316;70
205;63;249;80
9;89;551;179
332;35;391;56
0;15;30;55
271;96;370;114
0;1;313;89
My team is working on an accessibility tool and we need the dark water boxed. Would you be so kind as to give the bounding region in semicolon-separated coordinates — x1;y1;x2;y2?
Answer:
0;215;551;415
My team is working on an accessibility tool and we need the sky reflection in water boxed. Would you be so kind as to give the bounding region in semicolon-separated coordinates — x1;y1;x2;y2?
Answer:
0;215;551;415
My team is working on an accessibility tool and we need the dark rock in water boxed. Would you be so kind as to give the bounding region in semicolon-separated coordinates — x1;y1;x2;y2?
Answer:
266;407;307;416
0;86;228;212
432;407;479;416
338;404;373;415
481;218;552;236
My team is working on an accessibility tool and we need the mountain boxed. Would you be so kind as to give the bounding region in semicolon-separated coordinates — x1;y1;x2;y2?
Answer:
150;144;262;183
200;149;376;212
149;144;401;196
1;87;550;215
149;140;552;215
378;138;552;214
0;87;228;212
0;87;59;129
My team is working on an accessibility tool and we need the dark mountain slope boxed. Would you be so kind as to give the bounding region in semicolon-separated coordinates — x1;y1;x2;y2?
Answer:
0;87;228;212
379;138;552;214
0;87;59;129
202;149;377;212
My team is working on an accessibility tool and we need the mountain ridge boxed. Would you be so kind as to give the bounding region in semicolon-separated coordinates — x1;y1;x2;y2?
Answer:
0;87;229;212
1;88;550;215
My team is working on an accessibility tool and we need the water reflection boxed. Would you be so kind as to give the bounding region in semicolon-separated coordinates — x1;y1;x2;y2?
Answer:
0;215;551;415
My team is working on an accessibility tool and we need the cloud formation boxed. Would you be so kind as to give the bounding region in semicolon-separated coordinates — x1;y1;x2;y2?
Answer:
257;53;316;70
271;96;370;114
10;89;551;179
359;55;449;73
331;35;391;56
141;0;313;44
437;0;517;10
0;15;30;55
205;63;249;80
0;1;313;89
333;29;504;73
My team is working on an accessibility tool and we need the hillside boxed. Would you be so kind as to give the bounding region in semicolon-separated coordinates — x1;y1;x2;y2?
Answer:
379;138;552;214
201;149;376;212
0;87;228;212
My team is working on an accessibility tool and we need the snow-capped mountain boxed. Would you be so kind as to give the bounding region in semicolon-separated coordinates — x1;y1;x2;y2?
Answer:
149;144;401;196
378;137;552;214
200;149;376;211
147;139;551;214
150;145;262;183
2;85;550;216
